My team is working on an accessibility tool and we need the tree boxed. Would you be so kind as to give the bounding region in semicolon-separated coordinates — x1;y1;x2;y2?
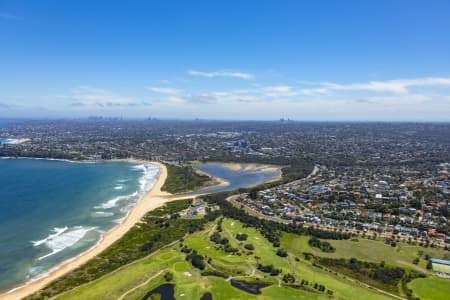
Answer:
276;248;288;257
236;233;248;241
426;260;433;270
244;244;255;250
164;272;173;282
282;273;295;283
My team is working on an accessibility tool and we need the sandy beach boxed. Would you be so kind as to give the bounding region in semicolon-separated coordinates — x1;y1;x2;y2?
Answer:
0;161;170;300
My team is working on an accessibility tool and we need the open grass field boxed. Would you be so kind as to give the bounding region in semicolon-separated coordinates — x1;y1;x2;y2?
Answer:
288;255;397;300
407;277;450;300
281;233;448;273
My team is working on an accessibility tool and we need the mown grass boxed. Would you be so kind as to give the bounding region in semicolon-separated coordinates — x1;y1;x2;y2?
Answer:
186;218;394;300
57;249;182;300
184;218;290;276
407;277;450;300
291;257;395;300
53;217;418;300
281;233;448;273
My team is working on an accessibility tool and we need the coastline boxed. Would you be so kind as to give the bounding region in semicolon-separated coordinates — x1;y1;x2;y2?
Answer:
0;160;170;300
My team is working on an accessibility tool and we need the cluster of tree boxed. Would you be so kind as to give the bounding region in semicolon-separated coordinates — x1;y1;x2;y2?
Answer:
186;250;206;270
305;227;350;240
276;248;288;257
210;232;226;244
308;237;336;253
282;273;295;283
236;233;248;241
313;283;327;292
209;230;239;253
201;270;228;279
385;238;397;247
161;164;210;194
257;264;281;276
298;279;333;295
244;244;255;250
318;257;414;293
140;232;162;251
164;272;173;282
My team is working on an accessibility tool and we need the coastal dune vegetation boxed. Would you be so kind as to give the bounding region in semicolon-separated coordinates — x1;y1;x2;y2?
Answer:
161;164;211;194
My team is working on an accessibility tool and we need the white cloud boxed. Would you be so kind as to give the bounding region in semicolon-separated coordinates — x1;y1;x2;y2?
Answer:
299;77;450;95
187;70;254;80
59;86;150;108
148;87;181;95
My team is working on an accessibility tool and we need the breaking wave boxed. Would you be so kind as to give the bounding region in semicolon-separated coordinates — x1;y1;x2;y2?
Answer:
94;163;158;210
32;226;97;261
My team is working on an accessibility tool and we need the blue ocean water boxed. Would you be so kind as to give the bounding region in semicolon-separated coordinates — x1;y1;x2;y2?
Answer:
0;158;158;292
191;163;280;194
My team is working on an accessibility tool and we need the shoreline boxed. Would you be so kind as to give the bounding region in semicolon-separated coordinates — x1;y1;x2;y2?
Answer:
0;160;170;300
192;168;230;189
0;159;284;299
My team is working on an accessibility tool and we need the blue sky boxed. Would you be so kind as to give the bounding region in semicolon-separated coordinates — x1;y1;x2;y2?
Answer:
1;0;450;121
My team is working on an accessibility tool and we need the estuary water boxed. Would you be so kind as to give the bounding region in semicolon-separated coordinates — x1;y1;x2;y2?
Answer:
191;163;280;194
0;158;158;292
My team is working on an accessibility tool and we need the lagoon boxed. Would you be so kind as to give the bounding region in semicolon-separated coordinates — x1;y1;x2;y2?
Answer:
191;163;281;194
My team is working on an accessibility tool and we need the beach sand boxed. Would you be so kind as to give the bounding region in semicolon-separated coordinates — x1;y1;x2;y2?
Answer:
194;168;230;188
220;162;243;171
0;161;170;300
221;162;283;181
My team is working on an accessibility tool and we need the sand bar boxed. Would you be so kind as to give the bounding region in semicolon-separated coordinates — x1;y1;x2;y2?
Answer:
0;161;170;300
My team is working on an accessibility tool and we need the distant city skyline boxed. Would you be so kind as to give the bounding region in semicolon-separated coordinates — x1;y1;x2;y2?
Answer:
1;0;450;121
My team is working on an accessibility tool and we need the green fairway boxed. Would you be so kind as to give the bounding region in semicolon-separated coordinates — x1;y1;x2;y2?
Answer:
408;277;450;300
56;249;183;300
183;218;291;277
55;219;415;300
281;233;447;273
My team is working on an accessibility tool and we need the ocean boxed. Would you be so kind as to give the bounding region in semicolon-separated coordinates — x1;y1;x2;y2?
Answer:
0;158;158;292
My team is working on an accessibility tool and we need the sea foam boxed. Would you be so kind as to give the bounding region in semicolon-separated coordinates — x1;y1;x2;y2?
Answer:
94;191;139;209
94;163;158;210
32;226;97;261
